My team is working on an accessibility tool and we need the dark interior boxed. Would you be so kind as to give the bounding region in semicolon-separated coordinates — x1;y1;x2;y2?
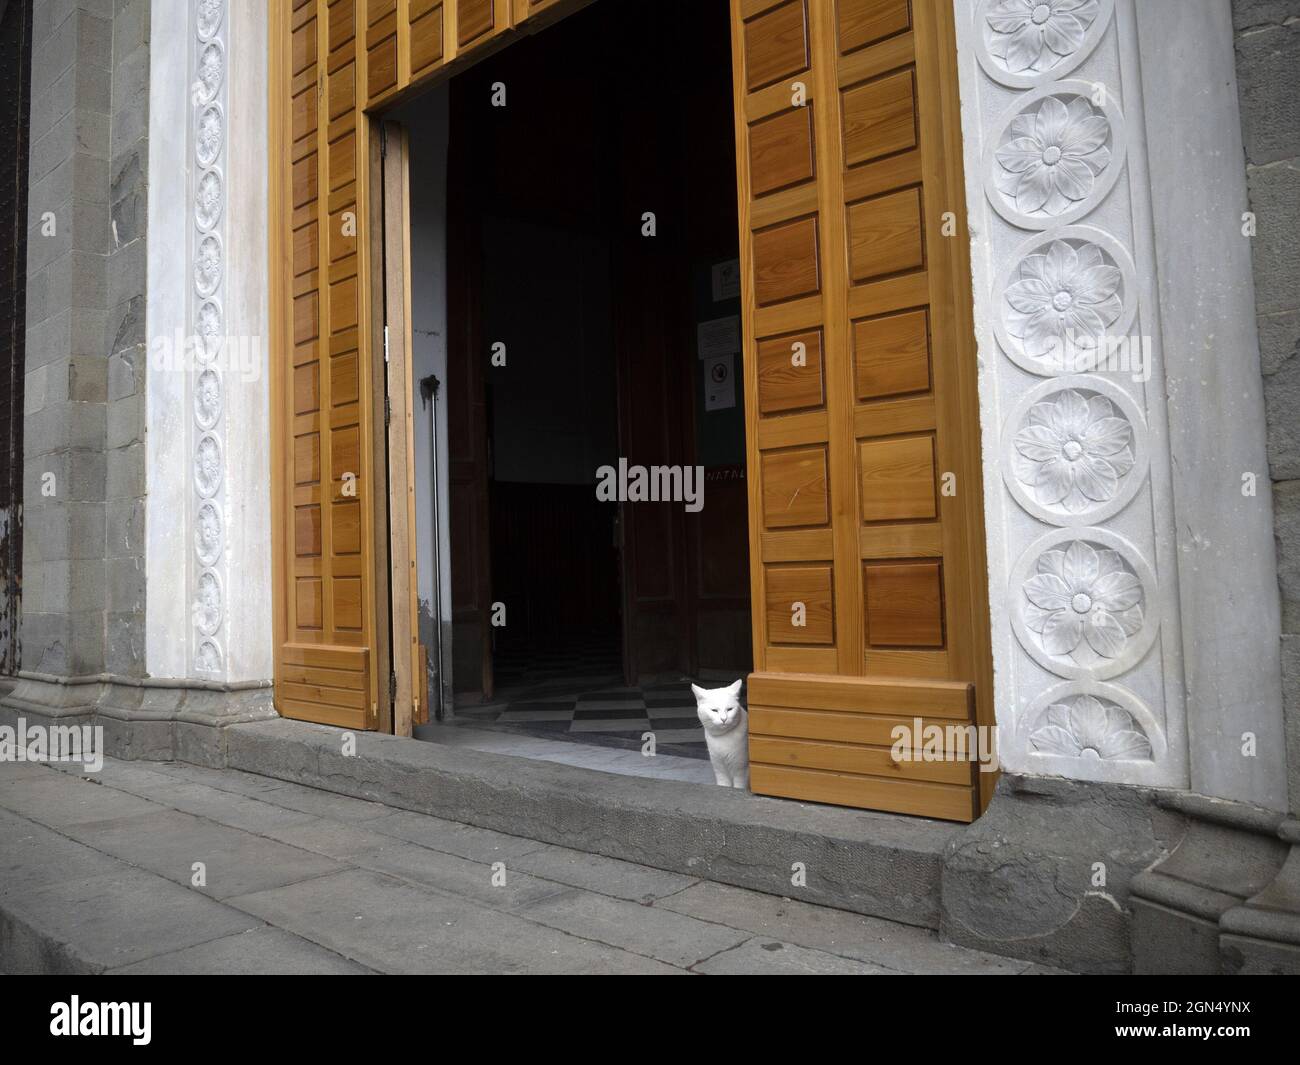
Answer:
446;0;751;700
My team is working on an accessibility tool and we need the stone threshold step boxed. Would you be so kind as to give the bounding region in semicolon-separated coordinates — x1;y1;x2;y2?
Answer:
224;718;958;929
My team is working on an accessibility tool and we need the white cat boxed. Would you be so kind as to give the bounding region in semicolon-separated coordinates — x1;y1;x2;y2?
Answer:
691;680;749;790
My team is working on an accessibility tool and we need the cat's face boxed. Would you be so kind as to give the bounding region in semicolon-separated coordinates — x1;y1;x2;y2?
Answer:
692;680;744;733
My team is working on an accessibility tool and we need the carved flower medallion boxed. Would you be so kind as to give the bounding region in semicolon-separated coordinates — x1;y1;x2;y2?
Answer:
995;96;1111;217
197;0;224;41
195;570;223;636
195;502;223;567
1005;238;1122;361
1023;539;1143;660
197;41;224;103
1028;693;1151;760
194;433;223;498
986;0;1102;75
195;299;223;362
196;638;223;674
196;169;224;230
195;368;222;430
196;107;223;170
1014;388;1133;512
194;234;222;297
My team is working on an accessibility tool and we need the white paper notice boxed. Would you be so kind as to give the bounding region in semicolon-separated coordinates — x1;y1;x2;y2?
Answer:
697;315;741;360
711;258;741;301
704;355;736;411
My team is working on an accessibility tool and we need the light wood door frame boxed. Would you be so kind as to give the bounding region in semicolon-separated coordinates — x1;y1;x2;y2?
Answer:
376;120;420;736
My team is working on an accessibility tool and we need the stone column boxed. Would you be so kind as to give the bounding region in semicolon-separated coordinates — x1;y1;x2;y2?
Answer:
20;0;118;681
1216;0;1300;975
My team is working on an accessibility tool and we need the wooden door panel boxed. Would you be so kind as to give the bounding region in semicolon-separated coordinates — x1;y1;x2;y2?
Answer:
837;0;910;55
731;0;991;820
457;0;495;45
273;0;382;731
743;0;810;91
853;308;929;399
756;329;824;413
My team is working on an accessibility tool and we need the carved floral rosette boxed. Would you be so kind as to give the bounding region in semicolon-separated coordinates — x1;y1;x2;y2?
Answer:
975;0;1117;88
190;0;227;676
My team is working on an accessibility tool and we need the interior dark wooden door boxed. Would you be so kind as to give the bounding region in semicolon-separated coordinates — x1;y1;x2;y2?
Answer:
446;76;495;701
609;31;692;685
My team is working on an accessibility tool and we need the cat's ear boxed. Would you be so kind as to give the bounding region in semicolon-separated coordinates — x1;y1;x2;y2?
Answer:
727;679;743;697
690;684;707;701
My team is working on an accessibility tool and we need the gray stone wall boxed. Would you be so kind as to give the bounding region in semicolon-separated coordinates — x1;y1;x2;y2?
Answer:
1234;0;1300;812
22;0;149;677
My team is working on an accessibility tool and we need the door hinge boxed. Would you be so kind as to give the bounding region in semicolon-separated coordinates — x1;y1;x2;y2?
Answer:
389;670;396;703
380;122;388;159
383;324;390;363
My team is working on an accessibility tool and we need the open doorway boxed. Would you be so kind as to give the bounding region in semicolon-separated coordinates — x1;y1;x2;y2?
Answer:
392;0;751;773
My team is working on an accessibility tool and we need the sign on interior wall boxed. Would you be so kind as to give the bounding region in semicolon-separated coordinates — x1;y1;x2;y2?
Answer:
697;315;741;359
704;355;736;411
711;257;740;301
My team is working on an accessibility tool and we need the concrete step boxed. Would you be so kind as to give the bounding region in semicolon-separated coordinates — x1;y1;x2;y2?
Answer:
224;718;958;929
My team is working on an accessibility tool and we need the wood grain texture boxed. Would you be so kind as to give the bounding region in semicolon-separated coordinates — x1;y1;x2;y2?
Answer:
458;0;493;45
853;307;929;399
381;122;420;737
744;0;809;91
764;564;834;644
756;329;824;413
846;187;923;283
760;446;830;527
749;763;974;820
857;434;936;522
748;106;815;197
841;69;915;168
752;216;820;305
836;0;910;55
864;560;944;647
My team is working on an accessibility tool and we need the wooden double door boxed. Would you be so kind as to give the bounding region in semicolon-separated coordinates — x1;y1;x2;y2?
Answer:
269;0;993;821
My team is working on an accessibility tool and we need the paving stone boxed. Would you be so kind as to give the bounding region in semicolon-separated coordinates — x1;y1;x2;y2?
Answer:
249;781;395;824
5;867;261;973
228;868;683;975
102;780;321;837
58;809;345;899
268;818;402;861
352;841;572;911
146;762;297;796
366;808;546;863
0;771;161;827
0;809;125;896
48;756;178;792
654;880;1030;975
107;927;375;975
509;842;698;903
0;761;62;783
514;887;749;968
693;936;891;975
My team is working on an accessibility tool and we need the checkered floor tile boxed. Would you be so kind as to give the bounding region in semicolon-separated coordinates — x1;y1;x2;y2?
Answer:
453;644;714;758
